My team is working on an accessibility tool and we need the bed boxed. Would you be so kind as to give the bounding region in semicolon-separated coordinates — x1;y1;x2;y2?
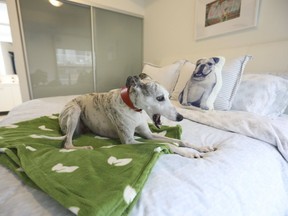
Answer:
1;53;288;216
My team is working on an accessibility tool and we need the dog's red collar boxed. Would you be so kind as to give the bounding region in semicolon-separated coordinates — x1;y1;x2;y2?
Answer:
120;87;142;112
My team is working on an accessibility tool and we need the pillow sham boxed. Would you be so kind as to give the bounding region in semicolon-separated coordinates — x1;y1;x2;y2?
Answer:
141;61;184;95
231;74;288;117
178;56;225;110
214;55;252;110
171;61;196;100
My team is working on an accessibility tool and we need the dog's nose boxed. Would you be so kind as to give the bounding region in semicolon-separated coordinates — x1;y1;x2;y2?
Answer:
176;113;183;122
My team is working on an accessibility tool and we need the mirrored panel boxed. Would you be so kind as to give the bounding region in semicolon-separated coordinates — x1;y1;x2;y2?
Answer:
19;0;93;98
93;8;143;92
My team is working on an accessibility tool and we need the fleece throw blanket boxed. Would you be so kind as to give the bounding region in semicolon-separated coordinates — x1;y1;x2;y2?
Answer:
0;115;181;216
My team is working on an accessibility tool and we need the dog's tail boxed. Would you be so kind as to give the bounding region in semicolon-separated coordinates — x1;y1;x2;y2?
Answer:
29;134;67;140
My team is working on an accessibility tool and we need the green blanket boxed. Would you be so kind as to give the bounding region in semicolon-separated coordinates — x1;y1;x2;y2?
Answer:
0;115;182;216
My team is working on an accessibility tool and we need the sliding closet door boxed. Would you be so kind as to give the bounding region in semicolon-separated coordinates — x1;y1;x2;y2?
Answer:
93;8;143;92
19;0;93;98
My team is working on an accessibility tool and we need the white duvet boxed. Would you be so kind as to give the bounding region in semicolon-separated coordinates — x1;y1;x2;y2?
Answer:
1;96;288;216
175;102;288;161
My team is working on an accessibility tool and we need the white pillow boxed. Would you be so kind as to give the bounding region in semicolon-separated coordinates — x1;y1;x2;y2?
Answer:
231;74;288;116
178;56;225;110
171;61;196;100
141;61;184;95
214;55;252;110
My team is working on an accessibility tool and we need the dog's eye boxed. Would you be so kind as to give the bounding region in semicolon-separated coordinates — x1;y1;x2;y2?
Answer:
156;95;165;102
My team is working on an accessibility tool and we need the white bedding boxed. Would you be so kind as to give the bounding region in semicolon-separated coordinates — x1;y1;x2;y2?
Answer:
1;96;288;216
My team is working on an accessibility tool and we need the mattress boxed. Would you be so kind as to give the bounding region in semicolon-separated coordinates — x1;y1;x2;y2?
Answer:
0;95;288;216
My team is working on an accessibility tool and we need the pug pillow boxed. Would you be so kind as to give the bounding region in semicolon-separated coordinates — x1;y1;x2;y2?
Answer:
179;56;225;110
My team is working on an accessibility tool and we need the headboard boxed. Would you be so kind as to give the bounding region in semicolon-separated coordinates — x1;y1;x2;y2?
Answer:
160;40;288;75
158;40;288;114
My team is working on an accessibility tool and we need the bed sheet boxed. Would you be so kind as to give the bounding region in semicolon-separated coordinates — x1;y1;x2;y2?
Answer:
0;96;288;216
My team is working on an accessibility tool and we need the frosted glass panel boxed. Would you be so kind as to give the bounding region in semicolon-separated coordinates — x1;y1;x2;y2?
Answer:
94;8;143;92
20;0;93;98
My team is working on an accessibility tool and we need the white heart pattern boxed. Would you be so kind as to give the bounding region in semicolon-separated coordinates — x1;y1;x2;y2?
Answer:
134;135;142;140
100;145;116;149
39;125;53;131
94;135;109;139
5;125;18;129
69;206;80;215
30;134;43;139
154;147;163;153
52;163;79;173
0;147;7;153
157;131;167;136
107;156;132;166
59;149;77;153
16;167;24;172
29;134;66;140
26;146;37;151
123;185;137;204
48;115;58;119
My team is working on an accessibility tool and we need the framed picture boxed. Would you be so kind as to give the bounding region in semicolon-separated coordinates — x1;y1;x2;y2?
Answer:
195;0;260;40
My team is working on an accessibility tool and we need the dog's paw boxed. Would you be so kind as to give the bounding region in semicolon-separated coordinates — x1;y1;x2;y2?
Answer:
182;150;205;159
197;146;216;153
189;152;203;159
169;145;203;159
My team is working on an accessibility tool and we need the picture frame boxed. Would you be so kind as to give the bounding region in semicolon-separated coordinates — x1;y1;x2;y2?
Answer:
195;0;260;40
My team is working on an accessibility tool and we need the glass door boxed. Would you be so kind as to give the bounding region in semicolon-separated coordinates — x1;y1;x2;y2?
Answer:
19;0;143;98
93;8;143;92
19;0;93;98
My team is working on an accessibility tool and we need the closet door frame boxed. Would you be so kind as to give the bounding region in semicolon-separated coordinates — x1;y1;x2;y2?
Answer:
6;0;143;101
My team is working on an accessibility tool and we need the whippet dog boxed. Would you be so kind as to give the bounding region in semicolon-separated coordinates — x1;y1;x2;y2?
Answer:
59;74;214;158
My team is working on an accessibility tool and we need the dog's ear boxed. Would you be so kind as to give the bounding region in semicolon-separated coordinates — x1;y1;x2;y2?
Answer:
196;59;203;66
212;57;220;64
126;76;140;88
196;59;208;66
139;73;152;80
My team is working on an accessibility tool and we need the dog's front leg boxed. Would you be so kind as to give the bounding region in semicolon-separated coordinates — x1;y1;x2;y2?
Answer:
135;124;198;158
138;128;204;158
166;144;205;158
108;114;139;144
117;126;139;144
136;123;186;146
151;134;215;158
181;141;216;153
136;124;215;157
150;133;214;152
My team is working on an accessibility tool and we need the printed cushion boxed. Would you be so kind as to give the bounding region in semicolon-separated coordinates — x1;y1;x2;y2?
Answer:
171;61;196;100
231;74;288;116
178;56;225;110
141;61;184;95
214;55;252;110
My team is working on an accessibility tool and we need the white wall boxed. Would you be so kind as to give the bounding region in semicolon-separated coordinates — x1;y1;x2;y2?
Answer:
143;0;288;70
7;0;288;101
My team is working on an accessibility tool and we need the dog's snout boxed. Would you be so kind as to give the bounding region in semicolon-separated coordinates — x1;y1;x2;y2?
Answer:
199;64;205;72
176;113;183;122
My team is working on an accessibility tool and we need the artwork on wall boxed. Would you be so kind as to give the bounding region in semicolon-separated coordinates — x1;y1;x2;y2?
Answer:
195;0;260;40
